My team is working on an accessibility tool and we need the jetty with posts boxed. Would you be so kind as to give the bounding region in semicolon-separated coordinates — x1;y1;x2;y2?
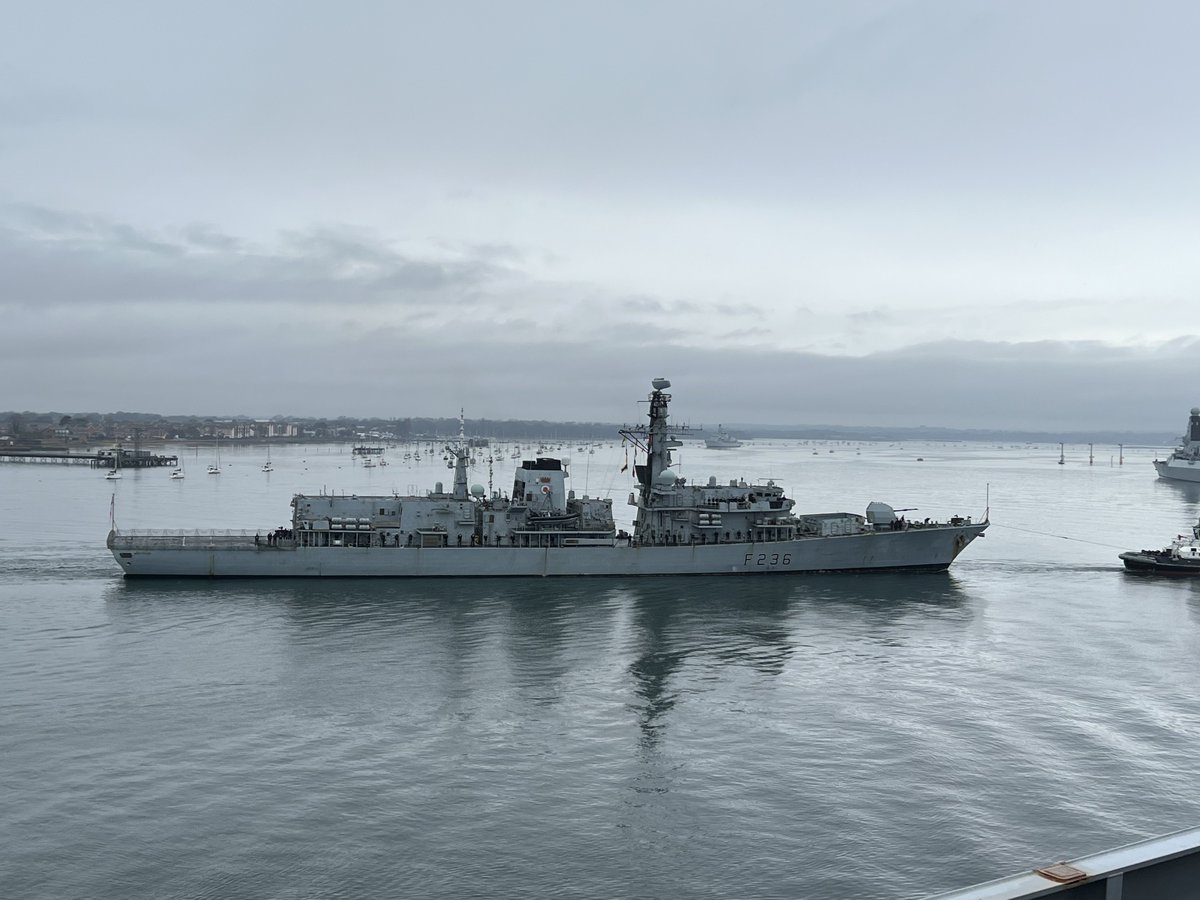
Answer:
0;447;178;469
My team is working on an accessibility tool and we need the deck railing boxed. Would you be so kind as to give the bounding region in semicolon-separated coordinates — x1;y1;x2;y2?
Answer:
109;529;280;550
928;825;1200;899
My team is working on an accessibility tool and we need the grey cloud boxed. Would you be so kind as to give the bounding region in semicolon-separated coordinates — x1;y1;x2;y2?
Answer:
722;327;778;341
179;223;244;253
450;241;526;264
0;207;512;307
620;297;669;314
621;297;737;317
14;204;183;257
2;300;1196;433
846;307;897;326
710;302;763;317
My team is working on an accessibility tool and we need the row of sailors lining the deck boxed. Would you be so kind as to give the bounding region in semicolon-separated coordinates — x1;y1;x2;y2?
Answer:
291;527;616;548
285;523;803;549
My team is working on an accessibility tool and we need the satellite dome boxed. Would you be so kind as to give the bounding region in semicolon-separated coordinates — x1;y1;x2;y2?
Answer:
470;484;486;498
1191;407;1200;416
654;468;678;486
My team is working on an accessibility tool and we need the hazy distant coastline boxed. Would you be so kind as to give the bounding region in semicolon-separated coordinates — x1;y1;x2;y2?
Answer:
0;410;1174;449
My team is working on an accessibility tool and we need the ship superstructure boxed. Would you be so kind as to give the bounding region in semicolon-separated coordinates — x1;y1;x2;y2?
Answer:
108;378;988;577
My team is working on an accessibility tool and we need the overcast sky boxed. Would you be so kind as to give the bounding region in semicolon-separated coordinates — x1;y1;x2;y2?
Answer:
3;1;1198;431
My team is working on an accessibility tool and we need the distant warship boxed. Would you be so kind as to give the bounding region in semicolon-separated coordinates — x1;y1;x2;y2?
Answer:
1153;407;1200;484
108;378;988;577
704;425;743;450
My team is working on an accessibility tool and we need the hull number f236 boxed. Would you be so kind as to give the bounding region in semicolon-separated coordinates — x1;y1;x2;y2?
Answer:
745;553;792;567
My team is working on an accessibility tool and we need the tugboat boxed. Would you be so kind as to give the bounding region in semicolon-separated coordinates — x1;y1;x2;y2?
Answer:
1153;407;1200;483
1119;517;1200;575
108;378;988;578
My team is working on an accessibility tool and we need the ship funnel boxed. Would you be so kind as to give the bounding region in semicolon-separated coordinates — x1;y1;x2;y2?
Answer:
652;377;671;391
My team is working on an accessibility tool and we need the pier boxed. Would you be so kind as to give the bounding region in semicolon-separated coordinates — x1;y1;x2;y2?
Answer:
0;448;179;469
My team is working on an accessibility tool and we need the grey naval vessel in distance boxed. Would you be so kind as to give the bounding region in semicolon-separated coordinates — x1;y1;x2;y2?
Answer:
704;425;743;450
108;378;989;578
1153;406;1200;483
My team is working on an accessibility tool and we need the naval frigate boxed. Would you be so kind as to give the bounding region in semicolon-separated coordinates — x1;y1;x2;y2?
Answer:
107;378;988;577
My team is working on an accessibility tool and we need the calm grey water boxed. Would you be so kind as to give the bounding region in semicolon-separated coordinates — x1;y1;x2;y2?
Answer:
3;439;1200;899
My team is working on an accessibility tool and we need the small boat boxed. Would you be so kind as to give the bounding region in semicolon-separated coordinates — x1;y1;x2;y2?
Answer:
208;436;222;475
1120;517;1200;575
170;467;185;480
104;468;122;480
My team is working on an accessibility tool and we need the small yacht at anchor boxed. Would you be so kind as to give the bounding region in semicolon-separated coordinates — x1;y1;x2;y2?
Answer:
207;435;222;475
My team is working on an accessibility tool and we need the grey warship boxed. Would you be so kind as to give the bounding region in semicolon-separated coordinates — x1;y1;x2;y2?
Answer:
108;378;988;577
1153;406;1200;483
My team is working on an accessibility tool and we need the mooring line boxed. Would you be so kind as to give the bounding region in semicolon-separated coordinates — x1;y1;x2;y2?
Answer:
987;522;1128;550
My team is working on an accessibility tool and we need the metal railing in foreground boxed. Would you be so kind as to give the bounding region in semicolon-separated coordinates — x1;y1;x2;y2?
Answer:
109;529;264;550
927;825;1200;899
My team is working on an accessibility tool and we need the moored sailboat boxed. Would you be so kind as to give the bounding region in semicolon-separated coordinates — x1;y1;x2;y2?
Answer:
207;435;221;475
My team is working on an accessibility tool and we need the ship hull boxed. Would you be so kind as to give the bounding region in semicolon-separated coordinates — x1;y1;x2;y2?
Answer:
1119;551;1200;576
109;523;986;578
1154;458;1200;483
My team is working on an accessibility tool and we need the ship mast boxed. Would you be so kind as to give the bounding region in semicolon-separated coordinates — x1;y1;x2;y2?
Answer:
619;378;682;534
447;407;470;500
644;377;674;501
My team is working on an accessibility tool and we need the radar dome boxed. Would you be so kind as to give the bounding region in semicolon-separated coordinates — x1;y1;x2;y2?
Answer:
1192;407;1200;416
470;484;486;498
654;468;678;486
